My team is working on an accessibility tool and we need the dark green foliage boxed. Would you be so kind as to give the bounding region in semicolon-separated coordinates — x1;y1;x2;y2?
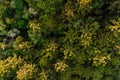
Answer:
0;0;120;80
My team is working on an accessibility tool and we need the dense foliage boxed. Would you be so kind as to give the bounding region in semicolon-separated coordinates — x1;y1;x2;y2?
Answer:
0;0;120;80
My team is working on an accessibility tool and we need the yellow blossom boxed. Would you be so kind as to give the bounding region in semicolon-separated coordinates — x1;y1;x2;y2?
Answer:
0;43;6;50
54;61;68;72
17;63;35;80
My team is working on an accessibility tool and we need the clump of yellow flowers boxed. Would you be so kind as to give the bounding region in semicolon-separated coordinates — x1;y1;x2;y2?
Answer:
29;20;41;31
77;0;92;14
0;42;6;50
18;41;32;50
80;33;92;46
13;36;32;51
45;40;58;52
0;55;23;77
92;55;111;67
78;0;91;5
108;19;120;31
0;54;36;79
54;61;68;72
17;63;35;80
63;49;74;59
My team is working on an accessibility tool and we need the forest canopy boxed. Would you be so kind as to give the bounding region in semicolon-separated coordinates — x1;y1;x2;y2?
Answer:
0;0;120;80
